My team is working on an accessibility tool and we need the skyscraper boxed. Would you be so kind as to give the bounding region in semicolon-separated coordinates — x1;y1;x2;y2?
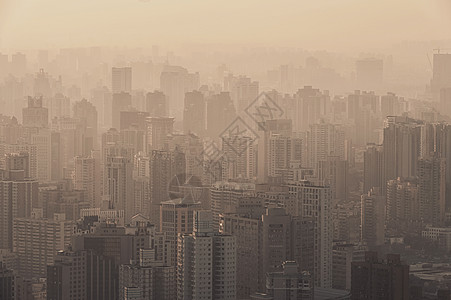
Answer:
363;143;384;194
224;75;259;112
0;168;38;250
221;135;256;180
210;181;255;231
112;92;132;129
183;90;206;136
149;150;186;229
177;211;236;300
386;178;420;230
351;252;409;300
307;121;345;170
22;96;48;128
221;207;315;298
383;116;422;186
206;92;236;137
290;181;333;288
332;243;366;290
431;53;451;97
104;156;134;222
47;250;88;300
112;67;132;94
266;261;313;300
74;155;100;208
257;119;293;183
360;188;385;248
160;197;201;266
317;156;348;203
146;90;167;117
71;220;155;300
160;65;199;120
146;117;174;151
418;155;446;225
73;98;98;152
293;86;331;132
14;211;74;279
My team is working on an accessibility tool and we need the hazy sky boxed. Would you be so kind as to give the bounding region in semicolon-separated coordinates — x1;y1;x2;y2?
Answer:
0;0;450;51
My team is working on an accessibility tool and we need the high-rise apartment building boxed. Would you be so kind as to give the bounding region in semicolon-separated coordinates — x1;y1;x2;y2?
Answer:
183;90;206;136
307;121;345;170
210;181;255;230
0;144;38;179
351;252;409;300
332;243;367;290
31;128;53;182
224;75;259;112
119;248;177;300
177;211;236;300
71;220;156;299
160;65;199;120
221;207;315;298
4;152;30;178
383;116;422;185
221;135;257;180
14;211;74;279
112;92;132;129
160;197;201;266
386;178;420;230
112;67;132;94
431;53;451;96
0;169;38;250
149;150;186;228
22;96;48;128
290;181;332;288
146;90;167;117
360;187;385;248
146;117;174;151
266;261;313;300
363;144;384;194
257;119;293;183
206;92;236;137
418;156;446;225
74;155;100;208
47;249;87;300
73;98;98;152
49;93;70;121
292;86;331;132
317;156;348;203
104;156;134;222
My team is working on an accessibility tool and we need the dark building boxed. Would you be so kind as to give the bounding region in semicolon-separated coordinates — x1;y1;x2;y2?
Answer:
112;92;132;129
206;92;236;137
149;149;186;230
146;90;167;117
69;221;155;299
22;96;48;128
351;252;409;300
183;90;206;136
120;110;149;131
221;207;314;298
0;263;15;300
47;249;117;300
266;261;313;300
